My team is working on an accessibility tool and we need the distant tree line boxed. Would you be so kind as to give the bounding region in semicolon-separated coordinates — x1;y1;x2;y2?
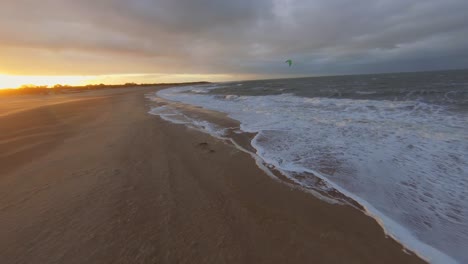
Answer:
0;81;210;96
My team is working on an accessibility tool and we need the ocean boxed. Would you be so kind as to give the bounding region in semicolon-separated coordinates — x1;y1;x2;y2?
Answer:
148;70;468;263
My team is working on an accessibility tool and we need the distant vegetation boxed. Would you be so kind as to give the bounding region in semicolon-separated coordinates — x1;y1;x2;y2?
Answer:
0;82;210;96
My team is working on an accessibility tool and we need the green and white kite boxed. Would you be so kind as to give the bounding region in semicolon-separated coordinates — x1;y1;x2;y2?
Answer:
285;59;293;67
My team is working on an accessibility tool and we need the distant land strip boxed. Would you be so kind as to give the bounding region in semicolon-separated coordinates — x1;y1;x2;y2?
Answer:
0;82;210;96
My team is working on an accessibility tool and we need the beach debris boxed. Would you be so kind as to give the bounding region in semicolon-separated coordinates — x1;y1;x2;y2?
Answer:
198;142;209;148
197;142;215;153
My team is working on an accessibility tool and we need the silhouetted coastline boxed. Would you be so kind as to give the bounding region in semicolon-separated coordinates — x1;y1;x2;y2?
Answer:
0;82;210;96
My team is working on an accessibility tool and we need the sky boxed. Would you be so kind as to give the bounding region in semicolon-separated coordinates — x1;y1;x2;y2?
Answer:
0;0;467;87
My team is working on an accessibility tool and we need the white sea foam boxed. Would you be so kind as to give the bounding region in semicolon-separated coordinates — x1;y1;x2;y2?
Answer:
150;85;467;263
149;105;227;136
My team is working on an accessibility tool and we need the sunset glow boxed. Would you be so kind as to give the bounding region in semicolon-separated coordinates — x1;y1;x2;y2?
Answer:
0;74;93;89
0;73;236;89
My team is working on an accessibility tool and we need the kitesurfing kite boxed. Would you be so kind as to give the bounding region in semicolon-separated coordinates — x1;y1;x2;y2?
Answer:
285;59;293;67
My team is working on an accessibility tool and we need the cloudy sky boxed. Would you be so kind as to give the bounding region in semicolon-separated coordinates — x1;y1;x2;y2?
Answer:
0;0;467;86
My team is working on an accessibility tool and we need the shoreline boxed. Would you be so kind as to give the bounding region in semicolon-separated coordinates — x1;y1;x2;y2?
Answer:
1;86;425;263
149;86;456;263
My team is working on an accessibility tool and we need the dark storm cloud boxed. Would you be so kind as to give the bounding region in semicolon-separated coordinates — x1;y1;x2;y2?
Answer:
0;0;467;76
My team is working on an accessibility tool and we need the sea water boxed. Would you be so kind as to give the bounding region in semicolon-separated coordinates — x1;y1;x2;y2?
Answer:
149;70;468;263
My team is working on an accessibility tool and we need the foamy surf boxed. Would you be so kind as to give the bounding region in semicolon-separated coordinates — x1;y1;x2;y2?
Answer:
147;73;467;263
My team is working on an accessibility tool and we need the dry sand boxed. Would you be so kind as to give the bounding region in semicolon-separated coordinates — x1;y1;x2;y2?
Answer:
0;87;425;263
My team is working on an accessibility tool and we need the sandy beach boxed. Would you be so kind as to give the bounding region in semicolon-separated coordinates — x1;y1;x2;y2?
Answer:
0;87;425;263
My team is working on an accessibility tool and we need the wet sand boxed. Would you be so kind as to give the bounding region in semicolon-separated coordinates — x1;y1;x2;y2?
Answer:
0;87;425;263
